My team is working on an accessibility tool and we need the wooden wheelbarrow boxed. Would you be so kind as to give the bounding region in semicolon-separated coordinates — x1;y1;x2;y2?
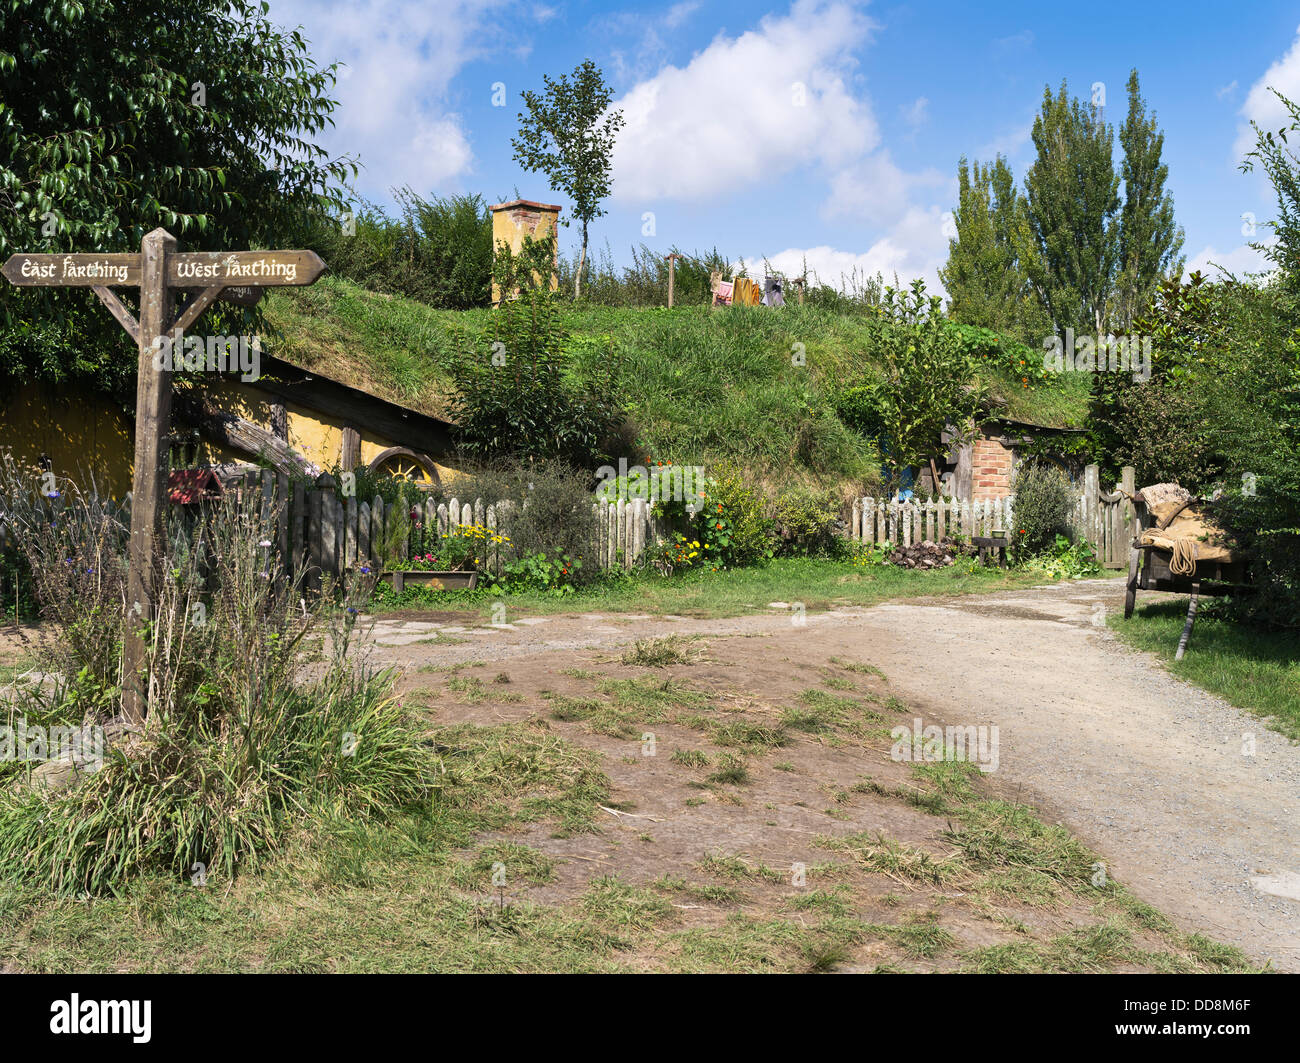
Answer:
1123;493;1252;660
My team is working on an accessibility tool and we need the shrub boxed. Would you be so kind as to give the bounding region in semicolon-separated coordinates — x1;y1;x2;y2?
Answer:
440;459;599;586
0;461;129;686
771;485;841;557
695;463;776;567
1010;461;1077;558
310;189;493;309
450;289;624;466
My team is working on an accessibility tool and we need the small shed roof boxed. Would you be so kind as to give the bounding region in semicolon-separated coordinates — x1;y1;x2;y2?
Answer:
489;199;563;213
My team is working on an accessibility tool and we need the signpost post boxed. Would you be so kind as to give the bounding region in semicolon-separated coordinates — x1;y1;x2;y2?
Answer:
2;228;325;723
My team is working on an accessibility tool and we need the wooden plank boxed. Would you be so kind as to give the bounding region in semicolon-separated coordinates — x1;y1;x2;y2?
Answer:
167;250;326;287
276;471;289;578
345;496;358;570
322;489;339;581
307;481;324;594
3;252;140;286
358;502;371;568
91;285;140;343
169;284;224;334
290;480;306;582
372;497;385;567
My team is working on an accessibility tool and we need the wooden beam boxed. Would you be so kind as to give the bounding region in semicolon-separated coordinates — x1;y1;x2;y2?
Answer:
249;358;455;457
173;390;321;479
270;401;287;441
340;425;361;471
91;285;140;344
170;284;224;334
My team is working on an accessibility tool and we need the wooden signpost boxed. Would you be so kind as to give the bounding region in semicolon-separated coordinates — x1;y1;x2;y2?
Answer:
2;229;325;723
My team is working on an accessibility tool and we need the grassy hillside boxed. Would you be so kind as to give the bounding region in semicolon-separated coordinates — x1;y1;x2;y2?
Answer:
262;277;1090;488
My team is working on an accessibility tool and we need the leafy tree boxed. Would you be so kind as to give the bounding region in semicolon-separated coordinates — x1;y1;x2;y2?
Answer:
1241;88;1300;292
841;281;988;495
940;155;1049;343
450;289;622;466
511;59;625;300
0;0;354;393
1115;70;1184;329
1018;82;1121;334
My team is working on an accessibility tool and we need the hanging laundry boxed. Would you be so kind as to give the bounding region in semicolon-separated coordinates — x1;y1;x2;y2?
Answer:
763;276;785;307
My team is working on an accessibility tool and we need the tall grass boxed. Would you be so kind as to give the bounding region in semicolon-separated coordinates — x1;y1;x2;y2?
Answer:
0;455;436;894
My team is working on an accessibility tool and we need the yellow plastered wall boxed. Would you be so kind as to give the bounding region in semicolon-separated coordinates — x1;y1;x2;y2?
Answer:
188;380;459;485
0;382;134;497
0;378;458;497
490;199;561;304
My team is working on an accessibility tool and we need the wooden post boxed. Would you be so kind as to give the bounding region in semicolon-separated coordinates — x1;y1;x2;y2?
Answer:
3;237;325;723
1175;582;1200;661
121;228;176;724
1121;465;1136;541
340;425;361;471
794;275;806;305
665;253;680;308
1084;464;1100;554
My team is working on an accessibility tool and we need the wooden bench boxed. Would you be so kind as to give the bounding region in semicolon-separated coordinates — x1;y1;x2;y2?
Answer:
971;533;1010;568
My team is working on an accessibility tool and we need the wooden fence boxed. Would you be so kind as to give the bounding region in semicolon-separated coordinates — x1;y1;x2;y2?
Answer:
3;464;1138;582
210;471;663;586
849;464;1136;569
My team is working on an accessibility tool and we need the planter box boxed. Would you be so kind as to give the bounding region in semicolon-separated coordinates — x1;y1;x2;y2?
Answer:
382;569;478;593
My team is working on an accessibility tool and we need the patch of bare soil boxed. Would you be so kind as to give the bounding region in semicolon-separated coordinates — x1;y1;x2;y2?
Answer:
366;588;1279;973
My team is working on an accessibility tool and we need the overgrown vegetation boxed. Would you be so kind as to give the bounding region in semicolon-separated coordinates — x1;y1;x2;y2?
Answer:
0;457;433;894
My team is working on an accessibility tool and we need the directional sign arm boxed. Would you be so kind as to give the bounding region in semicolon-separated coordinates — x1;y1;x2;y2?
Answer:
91;285;140;344
170;285;224;333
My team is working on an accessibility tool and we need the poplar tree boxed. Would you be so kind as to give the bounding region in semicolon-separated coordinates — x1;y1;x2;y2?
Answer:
1115;70;1185;329
512;60;625;301
1018;82;1121;334
940;155;1048;342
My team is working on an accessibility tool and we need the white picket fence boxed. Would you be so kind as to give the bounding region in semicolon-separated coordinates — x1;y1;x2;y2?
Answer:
848;465;1136;568
850;496;1014;547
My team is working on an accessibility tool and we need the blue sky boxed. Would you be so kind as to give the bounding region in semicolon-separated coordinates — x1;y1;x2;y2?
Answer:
271;0;1300;293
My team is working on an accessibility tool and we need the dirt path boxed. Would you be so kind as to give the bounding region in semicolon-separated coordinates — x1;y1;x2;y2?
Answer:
362;577;1300;971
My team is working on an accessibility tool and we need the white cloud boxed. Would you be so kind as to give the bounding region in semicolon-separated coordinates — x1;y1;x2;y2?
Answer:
610;0;879;202
1235;25;1300;162
748;205;952;297
664;1;700;29
271;0;505;197
1217;80;1238;100
1185;241;1274;280
976;120;1033;163
822;151;949;227
900;96;929;129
